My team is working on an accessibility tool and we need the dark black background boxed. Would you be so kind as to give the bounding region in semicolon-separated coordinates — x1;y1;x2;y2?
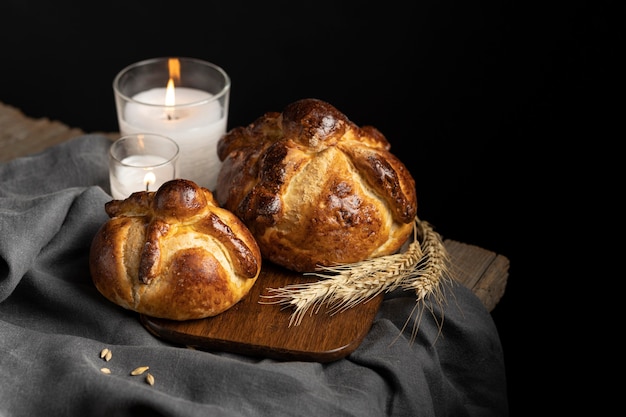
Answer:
1;1;617;415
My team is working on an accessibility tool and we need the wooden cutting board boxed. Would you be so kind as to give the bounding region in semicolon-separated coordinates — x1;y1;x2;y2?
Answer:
141;262;383;362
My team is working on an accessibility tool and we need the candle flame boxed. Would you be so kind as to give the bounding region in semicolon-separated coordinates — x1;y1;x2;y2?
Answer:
165;78;176;107
168;58;181;83
144;171;156;191
164;58;181;120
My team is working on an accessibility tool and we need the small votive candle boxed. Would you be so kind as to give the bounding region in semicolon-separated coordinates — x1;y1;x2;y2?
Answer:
109;134;180;200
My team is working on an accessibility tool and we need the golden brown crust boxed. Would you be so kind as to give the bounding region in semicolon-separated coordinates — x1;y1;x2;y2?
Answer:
215;98;417;272
89;179;262;320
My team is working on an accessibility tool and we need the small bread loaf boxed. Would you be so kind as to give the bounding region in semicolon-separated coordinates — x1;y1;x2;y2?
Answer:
89;179;262;320
215;98;417;272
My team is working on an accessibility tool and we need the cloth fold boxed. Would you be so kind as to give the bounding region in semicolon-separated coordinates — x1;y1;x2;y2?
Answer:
0;135;508;417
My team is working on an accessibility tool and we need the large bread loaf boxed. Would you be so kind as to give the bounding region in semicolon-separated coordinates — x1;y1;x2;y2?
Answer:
215;98;417;272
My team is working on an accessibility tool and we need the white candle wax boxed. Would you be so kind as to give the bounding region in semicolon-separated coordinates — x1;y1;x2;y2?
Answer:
120;87;226;191
109;154;175;200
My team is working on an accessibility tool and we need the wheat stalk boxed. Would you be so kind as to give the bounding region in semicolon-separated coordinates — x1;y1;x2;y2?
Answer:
260;216;451;334
394;218;452;344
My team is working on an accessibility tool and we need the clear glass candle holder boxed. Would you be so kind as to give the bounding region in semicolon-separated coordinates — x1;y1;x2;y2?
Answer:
109;133;180;200
113;57;230;191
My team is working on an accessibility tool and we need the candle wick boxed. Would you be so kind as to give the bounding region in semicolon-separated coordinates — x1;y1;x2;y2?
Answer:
164;109;178;121
145;183;149;192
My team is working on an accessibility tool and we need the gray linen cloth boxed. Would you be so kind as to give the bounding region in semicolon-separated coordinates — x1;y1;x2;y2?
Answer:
0;135;508;417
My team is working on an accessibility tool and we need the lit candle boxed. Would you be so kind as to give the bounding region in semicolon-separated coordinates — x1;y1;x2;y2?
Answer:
108;134;180;200
109;154;175;200
115;58;229;191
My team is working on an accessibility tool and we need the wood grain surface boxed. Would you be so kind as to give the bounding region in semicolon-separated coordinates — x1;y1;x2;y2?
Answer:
0;101;118;162
141;261;384;362
140;239;508;362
